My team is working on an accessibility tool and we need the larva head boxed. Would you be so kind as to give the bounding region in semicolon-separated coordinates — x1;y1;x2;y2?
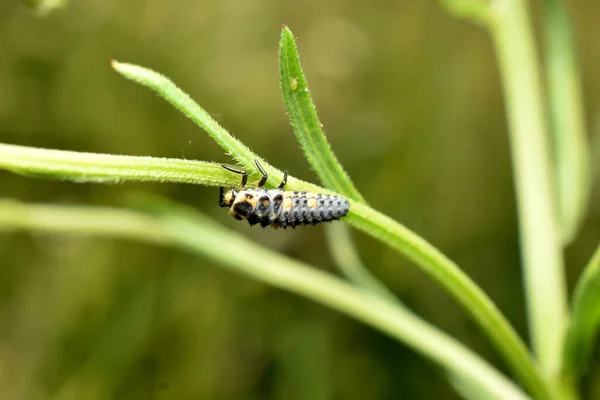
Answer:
229;190;258;220
219;187;237;208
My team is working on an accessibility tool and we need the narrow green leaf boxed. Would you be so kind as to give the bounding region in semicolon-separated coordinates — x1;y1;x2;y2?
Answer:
489;0;567;380
347;202;551;399
0;142;235;186
279;26;365;202
325;224;400;305
110;60;277;186
0;198;531;400
544;0;590;245
562;244;600;379
448;371;504;400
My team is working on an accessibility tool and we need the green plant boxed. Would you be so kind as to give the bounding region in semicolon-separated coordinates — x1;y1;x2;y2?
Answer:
0;8;596;399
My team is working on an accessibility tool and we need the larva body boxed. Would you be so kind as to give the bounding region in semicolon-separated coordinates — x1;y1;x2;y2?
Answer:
220;160;350;228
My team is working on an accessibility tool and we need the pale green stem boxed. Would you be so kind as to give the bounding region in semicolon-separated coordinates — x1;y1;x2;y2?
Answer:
562;244;600;381
489;0;567;382
0;143;236;186
325;224;400;305
544;0;590;245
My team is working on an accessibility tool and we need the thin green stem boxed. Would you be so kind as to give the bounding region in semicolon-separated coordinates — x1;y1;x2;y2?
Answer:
562;244;600;381
544;0;590;245
489;0;567;382
0;142;236;186
347;202;550;399
0;198;531;400
325;224;400;305
111;60;282;187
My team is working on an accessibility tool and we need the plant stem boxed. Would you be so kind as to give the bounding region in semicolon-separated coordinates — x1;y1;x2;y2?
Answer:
0;143;236;186
562;243;600;380
325;224;400;305
489;0;567;381
348;202;551;399
544;0;589;245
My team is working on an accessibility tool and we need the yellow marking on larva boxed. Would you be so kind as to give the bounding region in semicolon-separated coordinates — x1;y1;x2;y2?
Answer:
283;198;293;210
307;198;317;209
224;192;235;205
306;193;317;199
236;191;257;209
283;191;293;199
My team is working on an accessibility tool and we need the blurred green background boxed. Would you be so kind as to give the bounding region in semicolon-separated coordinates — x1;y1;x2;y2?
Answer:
1;1;600;399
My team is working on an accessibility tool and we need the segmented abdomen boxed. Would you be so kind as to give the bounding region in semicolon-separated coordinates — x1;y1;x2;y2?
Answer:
247;190;349;228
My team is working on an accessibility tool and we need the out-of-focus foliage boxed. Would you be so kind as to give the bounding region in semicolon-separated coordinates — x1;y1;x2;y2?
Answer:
22;0;68;17
0;1;599;399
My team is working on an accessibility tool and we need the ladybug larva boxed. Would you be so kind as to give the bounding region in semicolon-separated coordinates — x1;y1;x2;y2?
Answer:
219;160;350;228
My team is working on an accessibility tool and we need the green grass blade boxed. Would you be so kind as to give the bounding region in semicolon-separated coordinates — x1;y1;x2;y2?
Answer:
0;198;531;400
325;224;400;305
110;60;278;186
0;142;235;186
544;0;590;245
279;26;394;313
278;26;364;202
488;0;567;379
562;244;600;380
347;202;550;399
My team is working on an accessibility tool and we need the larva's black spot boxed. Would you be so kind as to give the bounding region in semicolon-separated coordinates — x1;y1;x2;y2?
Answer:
260;217;272;228
257;195;270;214
233;200;253;217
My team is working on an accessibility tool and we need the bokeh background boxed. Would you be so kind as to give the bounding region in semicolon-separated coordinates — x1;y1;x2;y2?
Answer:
1;1;600;399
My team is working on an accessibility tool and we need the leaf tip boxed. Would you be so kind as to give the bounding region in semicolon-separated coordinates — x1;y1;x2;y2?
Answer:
280;24;294;39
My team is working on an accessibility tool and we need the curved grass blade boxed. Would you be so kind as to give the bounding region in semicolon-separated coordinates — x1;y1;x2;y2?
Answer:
562;244;600;380
278;26;364;203
488;0;567;379
110;60;277;187
0;142;235;186
279;26;395;323
325;223;400;305
0;198;531;400
544;0;590;245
